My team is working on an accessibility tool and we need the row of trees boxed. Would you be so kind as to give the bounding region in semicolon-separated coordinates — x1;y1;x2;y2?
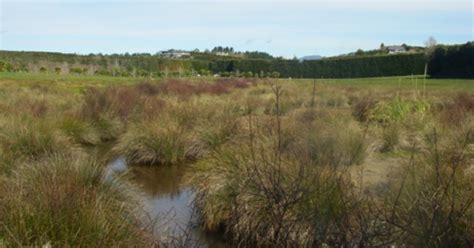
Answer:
1;42;471;78
208;53;425;78
0;53;427;78
427;41;474;78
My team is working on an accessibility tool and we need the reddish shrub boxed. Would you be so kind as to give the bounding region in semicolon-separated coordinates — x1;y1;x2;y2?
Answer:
29;83;50;93
142;97;166;118
159;79;196;97
157;78;253;97
198;83;230;95
81;86;140;120
352;97;377;122
30;99;48;117
441;92;474;125
136;81;160;95
106;87;141;119
216;78;251;89
81;87;109;120
453;92;474;111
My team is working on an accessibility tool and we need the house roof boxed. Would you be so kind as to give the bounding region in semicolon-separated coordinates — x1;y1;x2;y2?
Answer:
386;45;406;51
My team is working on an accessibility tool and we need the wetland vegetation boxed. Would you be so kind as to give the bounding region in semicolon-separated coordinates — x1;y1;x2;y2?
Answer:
0;72;472;247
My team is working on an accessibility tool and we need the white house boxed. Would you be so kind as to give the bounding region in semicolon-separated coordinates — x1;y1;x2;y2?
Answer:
159;49;191;59
385;45;407;54
215;52;230;56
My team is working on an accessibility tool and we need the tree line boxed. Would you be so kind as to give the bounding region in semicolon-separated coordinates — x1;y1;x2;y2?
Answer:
0;42;472;78
427;41;474;78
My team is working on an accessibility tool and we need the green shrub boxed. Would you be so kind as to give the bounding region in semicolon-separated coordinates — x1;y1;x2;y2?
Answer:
0;61;14;72
370;99;429;124
69;67;84;74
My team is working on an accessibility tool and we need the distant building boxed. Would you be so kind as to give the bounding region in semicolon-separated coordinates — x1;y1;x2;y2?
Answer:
159;49;191;58
299;55;322;61
215;52;230;56
385;45;407;54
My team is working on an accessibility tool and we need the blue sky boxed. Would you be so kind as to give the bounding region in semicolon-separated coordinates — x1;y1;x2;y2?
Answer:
1;0;472;57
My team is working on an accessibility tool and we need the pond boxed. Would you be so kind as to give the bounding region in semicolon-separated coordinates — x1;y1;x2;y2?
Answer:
106;157;226;247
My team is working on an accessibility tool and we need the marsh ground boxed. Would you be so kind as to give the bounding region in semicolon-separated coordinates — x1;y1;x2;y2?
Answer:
0;72;472;247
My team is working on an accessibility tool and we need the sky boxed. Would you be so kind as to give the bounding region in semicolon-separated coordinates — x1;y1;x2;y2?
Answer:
0;0;473;57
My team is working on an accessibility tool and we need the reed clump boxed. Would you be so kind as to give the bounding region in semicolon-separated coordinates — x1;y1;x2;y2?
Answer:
0;153;149;247
113;118;205;165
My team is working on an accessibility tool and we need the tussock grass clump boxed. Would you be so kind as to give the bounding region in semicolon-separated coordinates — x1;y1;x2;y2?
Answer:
81;87;110;120
352;96;377;122
290;109;368;167
113;118;205;165
310;121;366;166
59;115;101;146
380;123;400;152
0;154;149;247
325;92;349;107
81;86;165;122
92;114;126;142
192;85;371;247
0;117;72;161
441;92;474;125
382;128;474;247
0;149;15;175
370;98;430;124
28;98;49;117
192;132;368;247
196;106;241;150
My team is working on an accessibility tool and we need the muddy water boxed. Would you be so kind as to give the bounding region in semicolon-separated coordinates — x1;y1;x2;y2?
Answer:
106;158;225;247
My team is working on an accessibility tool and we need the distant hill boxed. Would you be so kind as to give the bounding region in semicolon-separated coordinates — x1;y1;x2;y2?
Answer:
299;55;322;61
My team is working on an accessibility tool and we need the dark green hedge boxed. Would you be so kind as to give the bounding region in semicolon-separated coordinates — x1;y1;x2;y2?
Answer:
428;42;474;78
209;53;425;78
3;45;471;78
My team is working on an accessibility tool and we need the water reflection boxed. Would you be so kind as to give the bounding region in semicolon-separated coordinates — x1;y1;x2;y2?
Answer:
106;158;225;247
129;165;188;197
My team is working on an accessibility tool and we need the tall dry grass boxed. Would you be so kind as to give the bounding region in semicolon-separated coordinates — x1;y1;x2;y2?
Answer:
381;127;473;247
0;76;472;247
192;85;372;247
0;154;150;247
